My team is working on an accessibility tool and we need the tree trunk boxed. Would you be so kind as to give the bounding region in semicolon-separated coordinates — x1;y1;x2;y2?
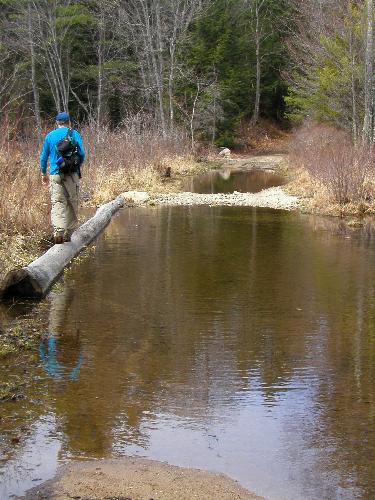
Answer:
141;0;166;133
350;32;358;142
190;82;200;151
97;9;105;127
154;0;167;133
168;46;175;131
251;1;261;126
363;0;373;143
28;2;42;142
0;196;124;301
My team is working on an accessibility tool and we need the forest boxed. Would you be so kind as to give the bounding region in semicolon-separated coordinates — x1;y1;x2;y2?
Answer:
3;3;375;497
2;0;375;252
0;0;290;146
1;0;375;145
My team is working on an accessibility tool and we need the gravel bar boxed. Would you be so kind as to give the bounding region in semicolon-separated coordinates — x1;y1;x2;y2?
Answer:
150;186;299;211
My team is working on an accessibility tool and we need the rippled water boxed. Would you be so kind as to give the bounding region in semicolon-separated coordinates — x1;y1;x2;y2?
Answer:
1;206;375;499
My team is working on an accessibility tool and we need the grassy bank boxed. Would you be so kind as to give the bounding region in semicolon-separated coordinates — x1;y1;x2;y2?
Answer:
0;123;214;285
286;123;375;217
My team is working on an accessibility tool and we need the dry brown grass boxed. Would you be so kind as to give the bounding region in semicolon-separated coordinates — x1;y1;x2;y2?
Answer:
77;120;210;204
236;119;291;154
0;128;51;281
0;119;205;280
0;144;50;235
287;123;375;216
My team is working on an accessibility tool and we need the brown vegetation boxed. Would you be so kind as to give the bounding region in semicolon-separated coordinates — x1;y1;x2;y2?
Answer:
0;120;205;282
236;119;290;154
287;123;375;216
81;120;196;204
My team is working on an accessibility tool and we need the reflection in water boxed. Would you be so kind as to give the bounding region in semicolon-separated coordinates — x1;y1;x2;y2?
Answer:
185;168;285;193
38;290;83;381
0;416;61;499
39;337;83;380
1;207;375;499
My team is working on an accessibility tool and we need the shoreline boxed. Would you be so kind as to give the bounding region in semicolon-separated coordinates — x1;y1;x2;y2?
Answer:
24;457;262;500
118;186;299;211
1;154;372;500
1;151;366;360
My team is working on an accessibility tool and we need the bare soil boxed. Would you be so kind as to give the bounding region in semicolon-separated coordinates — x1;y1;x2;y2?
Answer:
25;458;262;500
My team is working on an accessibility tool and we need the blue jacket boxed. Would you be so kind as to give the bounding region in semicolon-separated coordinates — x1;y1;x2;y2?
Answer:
40;127;85;175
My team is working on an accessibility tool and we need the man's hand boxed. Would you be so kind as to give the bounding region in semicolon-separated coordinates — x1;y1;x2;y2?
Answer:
41;174;49;186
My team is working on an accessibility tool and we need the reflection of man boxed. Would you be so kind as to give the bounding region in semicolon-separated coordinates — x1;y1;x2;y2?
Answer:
39;289;83;381
40;112;85;244
39;336;83;380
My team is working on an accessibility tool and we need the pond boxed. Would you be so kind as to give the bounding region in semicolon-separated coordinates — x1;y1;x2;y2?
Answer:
1;206;375;499
184;168;286;194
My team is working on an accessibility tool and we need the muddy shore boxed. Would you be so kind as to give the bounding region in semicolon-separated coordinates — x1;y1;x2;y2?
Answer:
148;186;298;210
134;154;298;212
25;458;261;500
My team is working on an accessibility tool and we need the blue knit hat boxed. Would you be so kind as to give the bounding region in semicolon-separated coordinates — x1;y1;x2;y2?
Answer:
56;111;70;121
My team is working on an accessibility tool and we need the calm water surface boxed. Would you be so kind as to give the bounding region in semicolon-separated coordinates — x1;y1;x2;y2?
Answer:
1;206;375;499
184;168;286;193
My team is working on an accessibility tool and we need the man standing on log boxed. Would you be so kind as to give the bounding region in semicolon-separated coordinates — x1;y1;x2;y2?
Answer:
40;112;85;244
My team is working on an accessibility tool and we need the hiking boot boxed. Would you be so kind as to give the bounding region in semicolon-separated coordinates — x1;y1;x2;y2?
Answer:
54;234;64;244
63;230;73;243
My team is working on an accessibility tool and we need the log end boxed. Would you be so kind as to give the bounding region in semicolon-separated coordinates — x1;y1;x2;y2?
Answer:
0;268;44;301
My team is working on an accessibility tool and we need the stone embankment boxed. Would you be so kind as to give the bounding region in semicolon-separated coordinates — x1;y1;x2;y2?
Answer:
124;187;299;211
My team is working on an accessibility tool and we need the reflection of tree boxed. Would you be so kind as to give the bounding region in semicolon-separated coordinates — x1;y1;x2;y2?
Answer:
295;220;375;496
5;207;375;496
52;205;307;457
190;169;285;194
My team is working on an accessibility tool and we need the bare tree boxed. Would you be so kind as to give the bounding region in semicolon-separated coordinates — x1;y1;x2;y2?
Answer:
28;1;42;141
0;58;26;118
244;0;283;125
30;0;73;112
119;0;209;134
250;0;264;125
285;0;364;135
86;0;121;127
0;0;42;136
363;0;373;143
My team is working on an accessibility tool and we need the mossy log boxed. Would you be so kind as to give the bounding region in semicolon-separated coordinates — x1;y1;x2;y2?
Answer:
0;195;124;301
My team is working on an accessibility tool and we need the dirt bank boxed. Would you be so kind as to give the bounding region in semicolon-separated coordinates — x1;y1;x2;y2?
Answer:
0;154;294;355
25;458;261;500
145;154;298;210
148;186;298;210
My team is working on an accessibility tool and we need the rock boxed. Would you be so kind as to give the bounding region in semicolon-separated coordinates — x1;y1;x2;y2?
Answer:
218;148;231;158
122;191;150;205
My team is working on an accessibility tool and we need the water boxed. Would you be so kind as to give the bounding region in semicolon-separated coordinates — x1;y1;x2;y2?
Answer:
184;168;285;193
1;206;375;499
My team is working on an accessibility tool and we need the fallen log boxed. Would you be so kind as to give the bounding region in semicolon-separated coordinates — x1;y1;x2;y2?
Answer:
0;195;124;301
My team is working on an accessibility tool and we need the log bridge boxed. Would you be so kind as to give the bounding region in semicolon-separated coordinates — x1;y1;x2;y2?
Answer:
0;195;124;301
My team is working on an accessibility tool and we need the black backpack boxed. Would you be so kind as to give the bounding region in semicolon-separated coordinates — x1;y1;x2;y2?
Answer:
55;128;82;177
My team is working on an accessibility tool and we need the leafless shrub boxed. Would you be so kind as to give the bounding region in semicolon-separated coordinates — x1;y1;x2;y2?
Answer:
0;122;49;235
290;123;375;205
81;116;190;202
0;115;191;234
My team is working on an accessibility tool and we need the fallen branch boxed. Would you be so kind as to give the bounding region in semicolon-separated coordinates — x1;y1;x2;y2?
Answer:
0;195;124;301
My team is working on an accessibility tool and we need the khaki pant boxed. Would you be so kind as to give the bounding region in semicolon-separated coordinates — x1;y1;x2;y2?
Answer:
50;173;79;238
